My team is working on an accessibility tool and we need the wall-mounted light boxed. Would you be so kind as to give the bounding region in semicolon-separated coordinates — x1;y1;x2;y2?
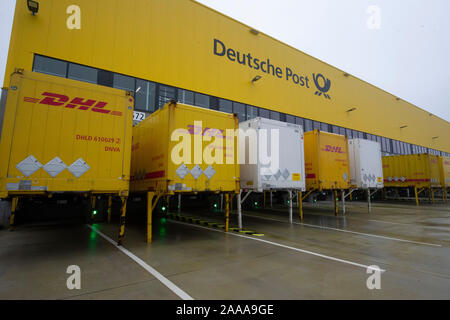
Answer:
432;136;439;139
250;28;259;35
400;125;408;129
343;73;350;77
252;75;262;83
346;107;357;113
27;0;39;15
396;97;400;101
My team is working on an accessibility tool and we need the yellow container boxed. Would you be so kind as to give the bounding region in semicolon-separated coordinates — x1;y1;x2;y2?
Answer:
439;156;450;188
382;154;441;188
304;130;350;190
0;70;134;198
131;101;240;193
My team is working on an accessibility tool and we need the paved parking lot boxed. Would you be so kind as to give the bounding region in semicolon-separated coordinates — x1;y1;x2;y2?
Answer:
0;201;449;299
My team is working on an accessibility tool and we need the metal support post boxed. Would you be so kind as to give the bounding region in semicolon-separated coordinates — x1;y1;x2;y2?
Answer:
220;194;223;212
263;191;266;208
225;194;230;232
288;190;293;224
90;195;96;223
367;188;371;213
298;191;303;222
146;192;155;244
270;191;273;208
117;196;127;246
334;190;338;216
430;188;435;205
178;194;181;213
9;197;19;230
342;189;346;214
237;190;242;230
414;186;419;206
107;195;112;223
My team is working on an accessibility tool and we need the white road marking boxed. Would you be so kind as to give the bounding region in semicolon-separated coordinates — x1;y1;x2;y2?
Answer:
243;213;442;247
86;225;193;300
169;220;386;272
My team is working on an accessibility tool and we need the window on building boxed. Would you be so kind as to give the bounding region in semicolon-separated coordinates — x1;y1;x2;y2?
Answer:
259;108;270;119
33;55;67;77
97;70;114;87
68;63;97;84
114;74;135;92
286;115;296;124
178;89;194;105
339;127;346;136
320;122;329;132
247;105;258;120
195;93;210;109
332;125;339;134
135;80;157;113
158;84;176;108
313;121;320;130
346;128;353;139
218;99;232;113
270;110;280;121
233;102;246;122
304;119;313;132
295;117;304;128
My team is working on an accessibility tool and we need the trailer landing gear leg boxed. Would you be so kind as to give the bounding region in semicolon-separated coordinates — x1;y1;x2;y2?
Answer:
298;191;303;222
90;196;96;224
9;197;19;231
107;196;112;224
414;186;419;206
334;190;338;216
225;194;230;232
117;196;127;246
146;192;155;244
237;190;242;230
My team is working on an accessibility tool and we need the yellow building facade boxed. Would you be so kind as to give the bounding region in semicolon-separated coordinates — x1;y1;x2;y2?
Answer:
3;0;450;155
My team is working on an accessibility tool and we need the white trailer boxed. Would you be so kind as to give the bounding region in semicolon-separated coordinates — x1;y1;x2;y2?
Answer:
237;117;305;226
347;138;384;212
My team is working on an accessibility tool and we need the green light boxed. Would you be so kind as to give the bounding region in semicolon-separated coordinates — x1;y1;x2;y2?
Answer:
287;200;290;204
161;206;166;211
254;201;258;206
213;203;218;208
92;210;98;215
314;199;317;203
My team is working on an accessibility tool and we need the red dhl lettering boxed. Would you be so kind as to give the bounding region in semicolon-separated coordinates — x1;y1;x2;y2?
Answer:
187;125;225;139
105;146;120;152
322;145;345;153
23;92;123;117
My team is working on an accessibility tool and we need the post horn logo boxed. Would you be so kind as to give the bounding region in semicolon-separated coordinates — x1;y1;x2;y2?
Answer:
313;73;331;100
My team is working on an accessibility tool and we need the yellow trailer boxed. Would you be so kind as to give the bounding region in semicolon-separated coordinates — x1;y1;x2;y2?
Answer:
0;69;133;243
303;130;350;215
131;100;240;242
382;154;442;205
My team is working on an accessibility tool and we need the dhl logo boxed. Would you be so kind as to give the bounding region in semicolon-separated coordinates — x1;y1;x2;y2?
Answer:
23;92;122;116
322;145;345;153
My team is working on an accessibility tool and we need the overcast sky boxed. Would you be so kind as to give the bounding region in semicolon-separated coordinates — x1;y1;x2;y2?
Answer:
1;0;449;121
